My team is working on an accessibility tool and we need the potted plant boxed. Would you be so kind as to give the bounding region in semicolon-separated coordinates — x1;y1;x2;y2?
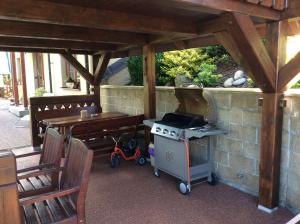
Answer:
65;76;75;88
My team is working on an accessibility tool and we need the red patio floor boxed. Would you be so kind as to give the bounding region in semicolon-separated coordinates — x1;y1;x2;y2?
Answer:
15;149;293;224
86;158;293;224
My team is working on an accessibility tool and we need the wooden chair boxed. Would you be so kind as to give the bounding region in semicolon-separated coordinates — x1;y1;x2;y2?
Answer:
16;127;64;198
69;114;145;157
19;138;94;224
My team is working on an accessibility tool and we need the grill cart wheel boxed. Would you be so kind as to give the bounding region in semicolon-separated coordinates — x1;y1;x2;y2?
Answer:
111;153;120;168
208;173;218;186
179;182;191;195
136;156;146;166
154;170;160;177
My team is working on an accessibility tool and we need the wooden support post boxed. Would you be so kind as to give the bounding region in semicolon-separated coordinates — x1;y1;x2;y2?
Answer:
85;55;90;94
143;45;156;149
0;150;22;224
92;55;101;112
20;52;28;108
10;52;19;106
258;21;287;211
259;93;284;210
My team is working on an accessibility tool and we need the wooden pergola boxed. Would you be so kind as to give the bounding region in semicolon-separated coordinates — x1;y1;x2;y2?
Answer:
1;0;300;212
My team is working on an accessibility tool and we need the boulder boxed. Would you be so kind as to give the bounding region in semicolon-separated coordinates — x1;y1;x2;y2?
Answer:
224;77;234;87
234;70;246;80
175;75;193;87
233;78;247;86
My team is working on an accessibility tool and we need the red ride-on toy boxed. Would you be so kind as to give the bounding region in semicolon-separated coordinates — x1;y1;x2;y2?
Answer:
110;136;146;168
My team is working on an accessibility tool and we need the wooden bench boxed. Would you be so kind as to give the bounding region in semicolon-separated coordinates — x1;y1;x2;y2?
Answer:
15;128;64;198
70;114;145;157
30;95;102;147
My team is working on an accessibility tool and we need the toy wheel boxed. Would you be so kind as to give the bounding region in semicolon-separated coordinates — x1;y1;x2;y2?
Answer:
111;153;120;168
179;182;191;195
136;156;146;166
154;170;160;177
208;173;218;186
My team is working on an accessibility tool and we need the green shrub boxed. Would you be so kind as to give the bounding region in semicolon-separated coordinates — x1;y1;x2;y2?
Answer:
35;87;47;97
193;63;222;87
127;53;172;86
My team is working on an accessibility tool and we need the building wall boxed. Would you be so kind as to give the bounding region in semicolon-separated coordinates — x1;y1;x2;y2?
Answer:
100;85;300;213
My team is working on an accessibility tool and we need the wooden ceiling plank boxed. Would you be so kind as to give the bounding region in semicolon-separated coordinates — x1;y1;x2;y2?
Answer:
0;46;94;54
169;0;280;20
278;51;300;90
0;19;147;44
0;0;198;35
61;51;94;84
0;36;119;51
94;53;112;86
224;12;277;92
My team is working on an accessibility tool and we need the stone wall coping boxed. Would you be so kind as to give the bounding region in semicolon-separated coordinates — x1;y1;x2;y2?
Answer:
100;85;300;97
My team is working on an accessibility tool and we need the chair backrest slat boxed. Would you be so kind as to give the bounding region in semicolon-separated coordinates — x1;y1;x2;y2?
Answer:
39;128;64;167
60;138;93;205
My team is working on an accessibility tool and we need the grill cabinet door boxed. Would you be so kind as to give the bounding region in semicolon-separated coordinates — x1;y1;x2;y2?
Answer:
154;135;188;181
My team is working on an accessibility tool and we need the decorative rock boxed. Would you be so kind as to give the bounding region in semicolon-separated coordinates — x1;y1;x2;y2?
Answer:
234;70;246;80
188;84;201;88
175;75;193;87
224;78;234;87
233;78;247;86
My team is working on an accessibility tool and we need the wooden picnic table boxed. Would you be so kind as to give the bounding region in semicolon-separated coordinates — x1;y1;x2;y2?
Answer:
42;111;128;128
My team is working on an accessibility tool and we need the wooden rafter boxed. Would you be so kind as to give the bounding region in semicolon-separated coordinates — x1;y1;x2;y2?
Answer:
0;0;198;35
223;13;276;93
0;19;148;45
94;53;112;86
0;47;94;55
61;51;94;84
168;0;280;20
281;0;300;20
278;51;300;90
0;36;120;51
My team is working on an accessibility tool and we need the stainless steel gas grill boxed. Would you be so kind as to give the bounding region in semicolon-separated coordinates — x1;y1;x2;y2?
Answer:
144;88;225;195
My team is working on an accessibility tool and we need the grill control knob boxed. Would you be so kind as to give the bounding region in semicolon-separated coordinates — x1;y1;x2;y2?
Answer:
163;129;169;134
170;131;176;136
156;127;161;132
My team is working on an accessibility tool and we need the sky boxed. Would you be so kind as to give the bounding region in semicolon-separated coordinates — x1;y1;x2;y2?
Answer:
0;52;11;75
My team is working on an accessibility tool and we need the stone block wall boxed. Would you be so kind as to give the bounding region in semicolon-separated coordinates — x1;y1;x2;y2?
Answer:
100;85;300;213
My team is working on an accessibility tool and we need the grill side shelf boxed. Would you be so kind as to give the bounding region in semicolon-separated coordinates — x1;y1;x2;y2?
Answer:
185;129;226;139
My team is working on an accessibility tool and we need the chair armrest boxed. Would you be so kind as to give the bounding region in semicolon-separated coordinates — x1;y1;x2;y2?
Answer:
13;149;42;159
17;167;63;180
19;187;80;206
17;163;55;174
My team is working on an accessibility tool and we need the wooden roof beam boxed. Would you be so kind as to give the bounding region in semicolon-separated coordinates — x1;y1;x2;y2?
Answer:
278;51;300;90
0;0;198;35
0;47;94;55
169;0;280;20
94;53;112;86
0;36;120;51
0;19;148;45
61;51;94;84
222;13;277;93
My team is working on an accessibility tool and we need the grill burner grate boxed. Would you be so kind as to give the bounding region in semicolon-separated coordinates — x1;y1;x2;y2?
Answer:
156;112;207;129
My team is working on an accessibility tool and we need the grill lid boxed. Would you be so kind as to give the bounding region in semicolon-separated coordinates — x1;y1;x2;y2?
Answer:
156;112;207;129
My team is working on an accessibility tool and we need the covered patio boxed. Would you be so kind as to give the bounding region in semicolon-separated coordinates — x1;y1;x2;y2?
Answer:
1;0;300;223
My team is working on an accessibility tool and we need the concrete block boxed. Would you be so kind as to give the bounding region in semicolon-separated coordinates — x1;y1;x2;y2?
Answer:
243;173;259;193
229;125;257;143
229;109;243;125
231;93;245;109
214;149;229;166
290;151;300;171
244;142;260;160
229;154;256;174
214;93;231;109
290;133;300;153
243;111;261;128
